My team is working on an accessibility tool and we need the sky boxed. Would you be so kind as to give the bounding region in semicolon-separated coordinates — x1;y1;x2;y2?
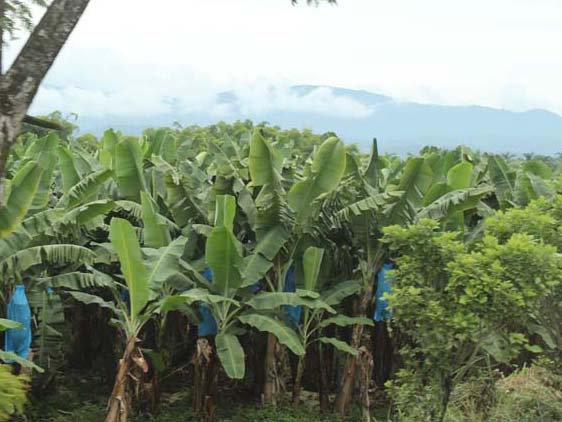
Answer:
6;0;562;119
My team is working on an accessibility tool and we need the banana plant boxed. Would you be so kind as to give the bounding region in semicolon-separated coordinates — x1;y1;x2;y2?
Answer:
163;195;309;382
67;218;187;422
333;140;492;414
248;130;348;403
289;246;373;407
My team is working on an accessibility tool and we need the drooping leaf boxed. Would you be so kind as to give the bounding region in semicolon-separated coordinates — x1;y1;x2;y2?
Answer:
67;291;119;314
0;318;22;331
319;315;374;329
0;245;96;276
144;236;187;294
241;226;289;287
66;169;113;208
320;280;362;306
318;337;358;356
216;333;245;379
247;292;335;313
418;186;493;221
238;314;305;355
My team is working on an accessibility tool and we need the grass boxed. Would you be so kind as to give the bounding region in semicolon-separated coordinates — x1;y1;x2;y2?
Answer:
22;367;390;421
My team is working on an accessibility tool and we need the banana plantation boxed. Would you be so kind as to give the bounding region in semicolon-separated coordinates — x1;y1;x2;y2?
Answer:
1;119;562;421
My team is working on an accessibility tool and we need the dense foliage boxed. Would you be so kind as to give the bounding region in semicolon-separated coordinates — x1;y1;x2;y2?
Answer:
0;119;561;421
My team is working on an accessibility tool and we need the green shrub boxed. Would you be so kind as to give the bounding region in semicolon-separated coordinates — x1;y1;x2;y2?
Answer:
0;364;29;421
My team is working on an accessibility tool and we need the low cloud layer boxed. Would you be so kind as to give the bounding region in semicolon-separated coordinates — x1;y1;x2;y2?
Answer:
32;81;377;120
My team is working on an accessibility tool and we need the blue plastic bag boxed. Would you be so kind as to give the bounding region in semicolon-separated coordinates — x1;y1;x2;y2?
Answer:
197;268;218;337
283;266;301;327
373;263;394;322
4;284;32;360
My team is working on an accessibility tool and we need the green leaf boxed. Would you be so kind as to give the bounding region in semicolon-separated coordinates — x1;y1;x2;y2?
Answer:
100;129;119;169
524;344;543;354
288;137;346;216
318;337;358;356
247;292;335;314
249;130;282;187
24;133;58;210
66;169;113;208
238;314;305;355
487;154;515;207
384;157;433;225
57;146;81;193
141;191;170;248
115;137;147;201
0;244;96;276
67;291;118;314
38;271;114;290
205;226;243;295
319;315;374;329
447;161;473;190
320;280;362;306
418;186;492;221
241;226;289;287
303;247;324;291
110;218;149;319
214;194;236;230
0;318;22;331
0;351;44;372
363;138;381;188
0;161;43;237
144;237;187;294
216;333;245;379
159;289;239;312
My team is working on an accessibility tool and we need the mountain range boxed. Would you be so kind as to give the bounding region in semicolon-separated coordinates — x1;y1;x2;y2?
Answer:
75;85;562;155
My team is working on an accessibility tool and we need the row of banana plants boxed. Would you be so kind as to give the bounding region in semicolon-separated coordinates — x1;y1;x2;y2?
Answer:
0;121;560;421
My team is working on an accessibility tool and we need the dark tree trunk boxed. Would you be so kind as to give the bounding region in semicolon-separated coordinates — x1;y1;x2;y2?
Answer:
263;333;280;405
0;0;90;202
192;338;218;422
105;336;139;422
372;321;394;388
335;283;373;415
317;342;330;412
292;355;305;407
358;346;374;422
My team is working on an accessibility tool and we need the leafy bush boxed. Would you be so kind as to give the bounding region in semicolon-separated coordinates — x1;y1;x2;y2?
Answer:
383;218;562;421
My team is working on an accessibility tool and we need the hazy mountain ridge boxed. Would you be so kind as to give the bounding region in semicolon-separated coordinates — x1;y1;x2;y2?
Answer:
75;85;562;155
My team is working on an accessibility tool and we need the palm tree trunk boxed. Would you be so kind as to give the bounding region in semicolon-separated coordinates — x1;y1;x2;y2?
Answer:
193;338;218;421
335;283;373;415
317;342;330;412
263;333;279;405
105;336;137;422
292;355;305;407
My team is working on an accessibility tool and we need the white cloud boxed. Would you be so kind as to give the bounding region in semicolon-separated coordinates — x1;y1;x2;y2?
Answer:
7;0;562;118
33;81;376;119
